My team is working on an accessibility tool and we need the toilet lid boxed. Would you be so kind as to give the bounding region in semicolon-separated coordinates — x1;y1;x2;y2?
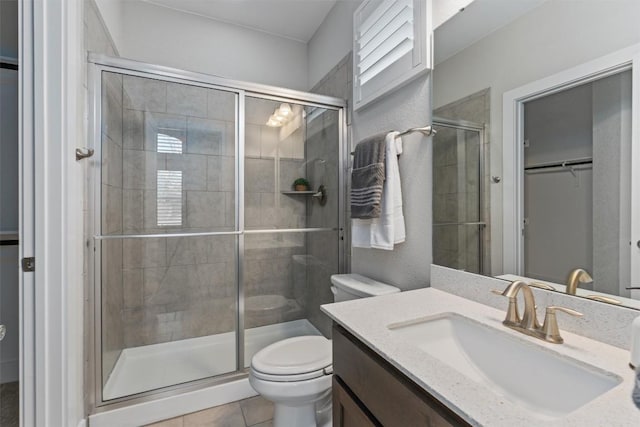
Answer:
251;336;332;377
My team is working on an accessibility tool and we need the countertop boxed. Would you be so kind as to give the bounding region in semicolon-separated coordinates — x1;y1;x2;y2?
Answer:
321;288;639;426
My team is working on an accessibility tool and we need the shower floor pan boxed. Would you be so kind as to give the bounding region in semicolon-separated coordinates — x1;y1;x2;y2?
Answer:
102;319;321;400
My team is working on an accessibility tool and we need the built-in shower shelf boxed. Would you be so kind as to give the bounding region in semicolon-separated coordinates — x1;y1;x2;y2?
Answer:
281;191;316;195
281;185;327;206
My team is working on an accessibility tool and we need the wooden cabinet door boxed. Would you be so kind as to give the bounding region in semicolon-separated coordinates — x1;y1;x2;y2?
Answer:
333;377;380;427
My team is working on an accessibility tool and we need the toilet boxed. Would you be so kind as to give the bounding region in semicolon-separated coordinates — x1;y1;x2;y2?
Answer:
249;274;401;427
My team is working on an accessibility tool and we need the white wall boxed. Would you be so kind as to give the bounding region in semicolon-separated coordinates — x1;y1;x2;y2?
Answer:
307;0;361;89
117;1;309;90
93;0;124;52
433;0;640;275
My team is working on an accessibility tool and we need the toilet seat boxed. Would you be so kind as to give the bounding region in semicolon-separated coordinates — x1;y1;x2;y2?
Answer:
251;366;332;382
250;336;332;382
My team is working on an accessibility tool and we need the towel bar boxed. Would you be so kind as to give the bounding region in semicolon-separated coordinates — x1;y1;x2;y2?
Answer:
350;126;436;155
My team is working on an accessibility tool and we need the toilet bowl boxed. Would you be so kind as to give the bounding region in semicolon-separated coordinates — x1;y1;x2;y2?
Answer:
249;336;333;427
249;274;400;427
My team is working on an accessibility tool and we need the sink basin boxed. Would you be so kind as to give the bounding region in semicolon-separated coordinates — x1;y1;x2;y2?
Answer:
387;313;621;418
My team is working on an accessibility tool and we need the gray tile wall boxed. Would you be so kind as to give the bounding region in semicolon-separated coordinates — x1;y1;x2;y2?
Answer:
433;89;491;274
95;42;345;385
244;234;307;329
85;0;121;383
101;77;240;353
243;97;308;329
100;72;125;382
308;55;351;337
304;112;341;337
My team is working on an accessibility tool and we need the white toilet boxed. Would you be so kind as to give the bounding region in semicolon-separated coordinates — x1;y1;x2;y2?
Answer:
249;274;400;427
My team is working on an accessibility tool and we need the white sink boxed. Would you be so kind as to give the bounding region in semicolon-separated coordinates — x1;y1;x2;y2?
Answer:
388;313;621;418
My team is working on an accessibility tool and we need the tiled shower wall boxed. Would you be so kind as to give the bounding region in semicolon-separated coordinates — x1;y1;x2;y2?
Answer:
306;53;352;337
243;97;308;329
98;69;344;390
100;72;125;380
101;75;241;375
100;78;330;366
304;110;341;337
85;0;122;382
433;89;491;274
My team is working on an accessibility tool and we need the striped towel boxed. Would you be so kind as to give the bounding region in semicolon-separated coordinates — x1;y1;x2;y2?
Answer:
351;133;387;219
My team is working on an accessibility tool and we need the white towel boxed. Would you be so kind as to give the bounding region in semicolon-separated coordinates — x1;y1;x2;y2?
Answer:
352;131;406;250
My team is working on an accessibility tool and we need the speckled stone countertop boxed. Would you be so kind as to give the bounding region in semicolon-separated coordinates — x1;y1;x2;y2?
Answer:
321;288;639;426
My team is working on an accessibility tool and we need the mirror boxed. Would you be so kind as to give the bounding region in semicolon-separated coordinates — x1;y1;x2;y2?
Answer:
431;0;640;309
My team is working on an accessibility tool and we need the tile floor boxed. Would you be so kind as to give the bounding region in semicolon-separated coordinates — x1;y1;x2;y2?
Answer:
146;395;274;427
0;381;19;427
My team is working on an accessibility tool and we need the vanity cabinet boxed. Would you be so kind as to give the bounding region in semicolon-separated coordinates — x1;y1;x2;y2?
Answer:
332;325;470;427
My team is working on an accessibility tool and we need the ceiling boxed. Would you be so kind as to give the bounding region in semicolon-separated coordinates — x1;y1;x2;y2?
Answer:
142;0;342;43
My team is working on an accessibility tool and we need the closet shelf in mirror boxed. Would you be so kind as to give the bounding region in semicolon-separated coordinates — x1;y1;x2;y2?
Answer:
524;157;593;171
433;222;487;227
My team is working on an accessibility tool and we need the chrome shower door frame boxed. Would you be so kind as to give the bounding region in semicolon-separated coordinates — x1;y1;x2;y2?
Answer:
87;54;347;412
432;117;487;274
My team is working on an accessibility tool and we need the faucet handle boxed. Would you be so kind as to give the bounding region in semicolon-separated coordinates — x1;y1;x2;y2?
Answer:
490;289;520;326
529;282;557;291
547;306;583;317
541;306;583;344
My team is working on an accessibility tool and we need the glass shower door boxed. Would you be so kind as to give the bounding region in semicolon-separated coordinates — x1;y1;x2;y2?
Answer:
97;70;240;400
432;119;486;274
241;97;341;365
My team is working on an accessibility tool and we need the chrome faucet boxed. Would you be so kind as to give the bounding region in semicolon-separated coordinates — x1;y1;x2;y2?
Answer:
565;268;593;295
492;280;583;344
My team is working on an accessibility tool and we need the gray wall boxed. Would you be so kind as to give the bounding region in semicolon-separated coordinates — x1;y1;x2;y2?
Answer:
0;0;19;382
592;70;632;297
0;0;18;231
0;0;18;60
522;83;593;284
304;108;341;337
351;76;433;290
311;49;433;290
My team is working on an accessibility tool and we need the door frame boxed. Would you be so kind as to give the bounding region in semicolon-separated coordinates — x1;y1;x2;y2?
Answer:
19;0;86;426
502;43;640;298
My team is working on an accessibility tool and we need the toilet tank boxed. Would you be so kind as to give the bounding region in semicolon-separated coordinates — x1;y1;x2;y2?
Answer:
330;274;400;302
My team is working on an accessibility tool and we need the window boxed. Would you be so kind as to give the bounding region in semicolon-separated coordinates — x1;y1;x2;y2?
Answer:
157;170;183;226
353;0;432;110
156;129;184;154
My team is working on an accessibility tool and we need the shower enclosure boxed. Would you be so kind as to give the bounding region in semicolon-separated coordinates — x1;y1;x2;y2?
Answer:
431;118;487;274
88;55;346;408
